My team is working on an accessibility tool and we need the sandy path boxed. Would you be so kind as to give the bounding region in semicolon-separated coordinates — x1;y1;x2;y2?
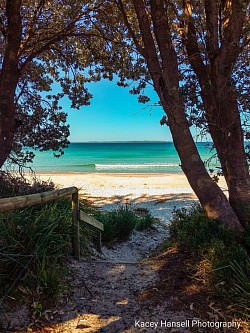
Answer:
51;258;192;333
37;189;196;333
2;173;230;332
2;190;197;332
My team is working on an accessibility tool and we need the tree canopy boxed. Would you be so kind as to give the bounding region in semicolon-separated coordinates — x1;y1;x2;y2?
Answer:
0;0;249;230
0;1;102;166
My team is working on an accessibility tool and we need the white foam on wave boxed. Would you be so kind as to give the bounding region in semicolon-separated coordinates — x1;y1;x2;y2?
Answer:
95;163;179;169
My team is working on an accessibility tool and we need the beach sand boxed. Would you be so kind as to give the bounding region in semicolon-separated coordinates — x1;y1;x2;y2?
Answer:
36;172;227;226
37;172;194;196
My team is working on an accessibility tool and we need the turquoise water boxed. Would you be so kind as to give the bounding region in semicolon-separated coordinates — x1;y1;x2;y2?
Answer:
29;142;216;174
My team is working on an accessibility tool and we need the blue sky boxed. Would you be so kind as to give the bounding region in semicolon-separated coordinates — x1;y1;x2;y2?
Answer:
64;79;173;142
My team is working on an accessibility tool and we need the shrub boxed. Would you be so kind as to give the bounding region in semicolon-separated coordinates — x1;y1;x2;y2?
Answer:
0;173;101;325
0;171;55;198
96;212;118;244
168;204;250;318
135;213;157;231
36;258;66;297
169;205;246;258
97;206;138;243
96;205;157;244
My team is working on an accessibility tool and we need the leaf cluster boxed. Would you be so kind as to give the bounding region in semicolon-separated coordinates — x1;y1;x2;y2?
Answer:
0;1;109;165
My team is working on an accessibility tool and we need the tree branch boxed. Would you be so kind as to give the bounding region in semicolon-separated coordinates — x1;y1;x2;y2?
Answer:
131;0;162;78
182;0;210;87
19;29;120;76
204;0;219;59
218;0;247;75
150;0;179;88
18;0;46;57
115;0;145;57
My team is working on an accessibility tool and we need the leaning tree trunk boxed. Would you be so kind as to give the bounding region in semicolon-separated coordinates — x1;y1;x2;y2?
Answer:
159;87;244;232
128;0;244;231
0;1;22;169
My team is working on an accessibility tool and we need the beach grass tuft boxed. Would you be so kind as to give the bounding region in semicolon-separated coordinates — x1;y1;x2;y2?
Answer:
0;199;72;300
0;171;55;198
95;205;156;244
167;204;250;319
96;206;138;243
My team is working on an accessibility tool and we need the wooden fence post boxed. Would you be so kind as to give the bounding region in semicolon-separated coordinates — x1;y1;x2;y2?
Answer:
97;231;102;253
72;191;80;260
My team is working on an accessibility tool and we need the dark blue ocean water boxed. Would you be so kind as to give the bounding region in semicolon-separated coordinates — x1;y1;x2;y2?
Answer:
29;142;216;173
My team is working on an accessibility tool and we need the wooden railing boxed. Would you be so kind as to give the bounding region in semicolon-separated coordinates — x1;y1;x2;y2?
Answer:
0;187;103;260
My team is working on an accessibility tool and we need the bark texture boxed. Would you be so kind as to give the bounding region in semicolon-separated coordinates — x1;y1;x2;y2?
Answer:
0;1;22;168
128;0;244;231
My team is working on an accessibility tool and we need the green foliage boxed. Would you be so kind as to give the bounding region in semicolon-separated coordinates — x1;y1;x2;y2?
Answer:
0;199;72;300
96;205;156;244
0;171;55;198
0;1;104;166
0;175;100;319
0;197;96;305
36;259;65;298
228;260;250;319
135;212;157;231
96;213;118;244
169;205;244;255
168;204;250;318
1;0;156;168
97;206;138;243
0;174;68;301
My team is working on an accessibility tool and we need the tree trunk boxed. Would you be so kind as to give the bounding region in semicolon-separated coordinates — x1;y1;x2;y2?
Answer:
128;0;244;231
198;76;250;228
0;99;16;168
0;1;22;168
160;86;244;231
213;78;250;227
183;0;250;227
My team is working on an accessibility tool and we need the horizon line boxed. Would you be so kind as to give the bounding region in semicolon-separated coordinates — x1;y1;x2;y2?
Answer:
69;140;212;143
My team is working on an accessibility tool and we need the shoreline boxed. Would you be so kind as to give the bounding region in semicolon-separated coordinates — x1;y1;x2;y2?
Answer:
33;171;228;201
32;171;184;176
34;172;186;177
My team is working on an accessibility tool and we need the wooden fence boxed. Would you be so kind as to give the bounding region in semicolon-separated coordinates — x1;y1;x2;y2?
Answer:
0;187;103;260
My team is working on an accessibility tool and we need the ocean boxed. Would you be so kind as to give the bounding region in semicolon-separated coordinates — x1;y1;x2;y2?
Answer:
29;142;217;174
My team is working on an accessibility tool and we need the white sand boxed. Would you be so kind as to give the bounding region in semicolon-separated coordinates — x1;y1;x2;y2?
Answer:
36;172;227;225
37;172;195;196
